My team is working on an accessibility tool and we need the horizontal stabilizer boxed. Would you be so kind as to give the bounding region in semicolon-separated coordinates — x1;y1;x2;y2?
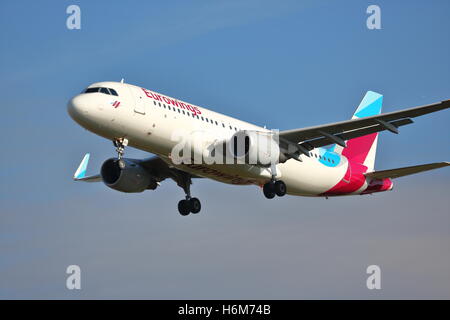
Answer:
365;162;450;179
73;153;102;182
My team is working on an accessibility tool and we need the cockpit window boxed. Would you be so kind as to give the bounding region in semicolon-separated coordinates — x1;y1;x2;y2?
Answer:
84;87;119;96
85;87;100;93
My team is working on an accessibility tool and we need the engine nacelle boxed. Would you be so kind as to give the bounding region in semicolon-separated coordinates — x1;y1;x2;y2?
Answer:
226;130;283;166
100;158;156;193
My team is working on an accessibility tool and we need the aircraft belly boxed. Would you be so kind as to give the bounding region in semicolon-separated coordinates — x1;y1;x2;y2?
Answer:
173;163;268;185
279;157;348;196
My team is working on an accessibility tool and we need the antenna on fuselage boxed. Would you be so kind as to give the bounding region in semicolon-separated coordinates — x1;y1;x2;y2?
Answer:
120;78;124;83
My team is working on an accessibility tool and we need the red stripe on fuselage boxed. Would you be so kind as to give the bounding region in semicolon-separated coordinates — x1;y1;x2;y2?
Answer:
322;160;368;196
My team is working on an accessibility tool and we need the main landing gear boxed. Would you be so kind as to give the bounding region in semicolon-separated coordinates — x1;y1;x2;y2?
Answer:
178;197;201;216
262;164;287;199
175;171;201;216
263;180;287;199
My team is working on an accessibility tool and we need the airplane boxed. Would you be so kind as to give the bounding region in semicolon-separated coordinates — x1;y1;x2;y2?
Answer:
67;81;450;216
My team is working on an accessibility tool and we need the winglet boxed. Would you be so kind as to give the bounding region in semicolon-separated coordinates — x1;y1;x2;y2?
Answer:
74;153;90;180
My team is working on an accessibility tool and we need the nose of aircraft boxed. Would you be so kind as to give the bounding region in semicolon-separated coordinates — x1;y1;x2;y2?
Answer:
67;94;88;121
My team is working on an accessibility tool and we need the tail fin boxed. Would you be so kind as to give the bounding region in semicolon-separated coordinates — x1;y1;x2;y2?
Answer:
336;91;383;171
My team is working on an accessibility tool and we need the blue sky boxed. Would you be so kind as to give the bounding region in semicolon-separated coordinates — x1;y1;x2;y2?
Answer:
0;0;449;299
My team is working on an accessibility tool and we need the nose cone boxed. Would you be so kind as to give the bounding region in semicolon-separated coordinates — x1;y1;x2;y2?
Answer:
67;94;97;127
67;95;87;121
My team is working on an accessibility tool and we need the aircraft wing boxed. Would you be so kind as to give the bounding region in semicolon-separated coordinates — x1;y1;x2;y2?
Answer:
364;162;450;179
138;156;177;181
279;99;450;152
73;153;201;186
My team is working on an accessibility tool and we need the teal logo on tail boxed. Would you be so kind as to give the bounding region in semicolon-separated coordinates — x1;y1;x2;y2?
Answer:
353;91;383;119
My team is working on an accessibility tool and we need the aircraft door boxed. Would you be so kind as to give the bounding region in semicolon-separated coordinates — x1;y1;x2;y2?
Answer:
128;86;146;115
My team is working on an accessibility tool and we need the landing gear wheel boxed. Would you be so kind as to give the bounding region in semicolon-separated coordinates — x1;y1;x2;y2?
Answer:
175;172;202;216
178;200;191;216
190;197;201;214
274;180;287;197
263;182;276;199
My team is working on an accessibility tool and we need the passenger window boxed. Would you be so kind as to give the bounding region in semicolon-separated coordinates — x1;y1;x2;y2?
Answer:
222;123;225;128
109;88;118;96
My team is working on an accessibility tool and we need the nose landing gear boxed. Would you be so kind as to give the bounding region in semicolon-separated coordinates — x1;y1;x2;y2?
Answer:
113;138;128;159
113;138;128;168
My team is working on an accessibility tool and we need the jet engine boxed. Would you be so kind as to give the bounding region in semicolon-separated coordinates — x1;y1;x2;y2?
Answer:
225;130;285;166
100;158;157;193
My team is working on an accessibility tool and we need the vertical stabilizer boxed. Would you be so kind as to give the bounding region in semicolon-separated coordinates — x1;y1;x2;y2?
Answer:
338;91;383;171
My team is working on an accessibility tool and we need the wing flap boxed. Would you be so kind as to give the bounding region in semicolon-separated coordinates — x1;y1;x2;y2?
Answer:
364;162;450;179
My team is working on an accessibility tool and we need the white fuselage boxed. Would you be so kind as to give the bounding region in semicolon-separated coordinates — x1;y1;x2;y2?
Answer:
68;81;366;196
